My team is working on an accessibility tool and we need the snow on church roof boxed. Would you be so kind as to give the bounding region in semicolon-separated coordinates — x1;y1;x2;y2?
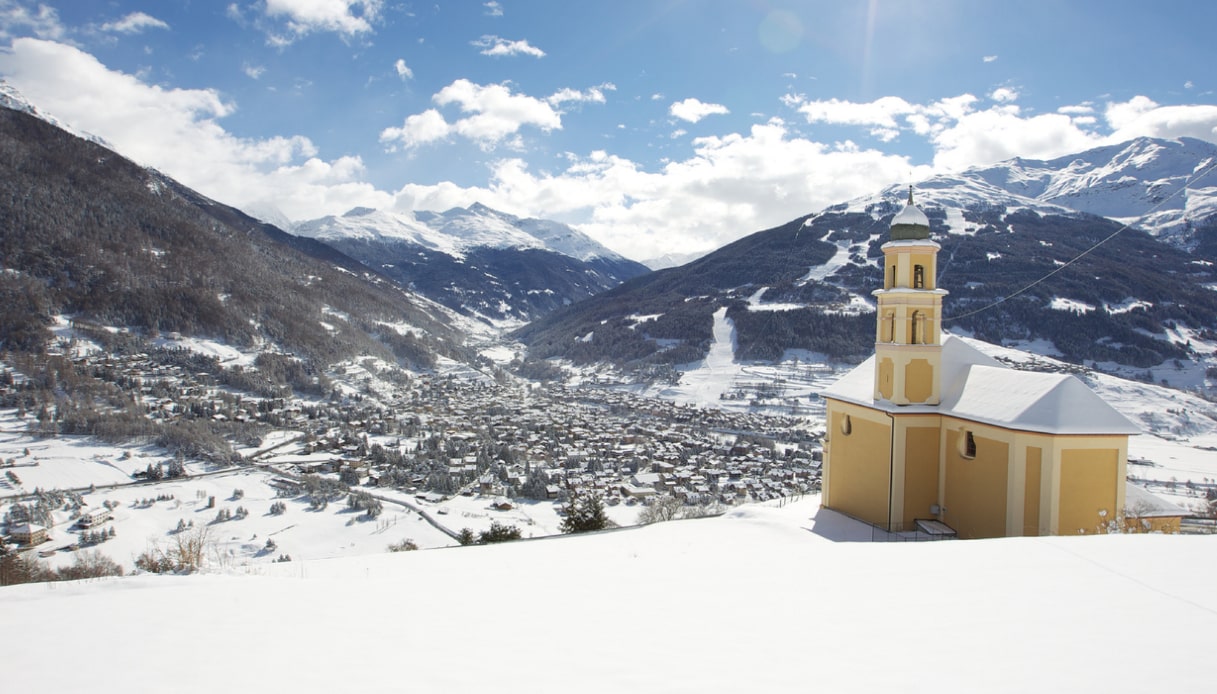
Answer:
822;335;1140;436
891;202;929;228
941;364;1140;435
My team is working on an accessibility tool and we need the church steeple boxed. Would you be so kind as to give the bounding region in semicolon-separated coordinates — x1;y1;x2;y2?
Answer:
872;188;948;405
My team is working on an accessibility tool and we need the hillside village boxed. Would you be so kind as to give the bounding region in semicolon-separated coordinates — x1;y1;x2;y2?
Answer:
0;328;824;562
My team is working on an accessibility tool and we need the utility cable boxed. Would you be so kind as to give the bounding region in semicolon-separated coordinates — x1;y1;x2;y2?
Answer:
942;157;1217;323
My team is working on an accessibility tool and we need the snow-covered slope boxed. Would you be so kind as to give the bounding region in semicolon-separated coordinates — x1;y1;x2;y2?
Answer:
846;137;1217;245
296;202;631;264
3;497;1214;693
0;79;112;149
293;203;651;323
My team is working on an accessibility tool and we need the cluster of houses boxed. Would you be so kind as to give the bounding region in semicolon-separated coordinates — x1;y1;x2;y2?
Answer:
278;379;824;508
2;343;826;516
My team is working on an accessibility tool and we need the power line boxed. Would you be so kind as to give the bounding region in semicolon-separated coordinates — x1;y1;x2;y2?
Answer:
942;157;1217;323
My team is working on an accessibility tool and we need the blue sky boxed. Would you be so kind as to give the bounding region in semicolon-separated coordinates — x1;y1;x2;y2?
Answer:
2;1;1216;260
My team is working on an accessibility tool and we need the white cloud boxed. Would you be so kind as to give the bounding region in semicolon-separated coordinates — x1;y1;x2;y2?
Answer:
0;38;388;220
472;35;545;58
380;79;568;150
243;63;266;79
258;0;382;41
391;120;928;260
670;98;729;123
483;1;503;17
1057;104;1095;116
547;83;614;106
393;58;412;80
100;12;169;34
1185;80;1194;90
990;87;1018;103
787;92;1106;169
1104;95;1217;142
983;55;998;63
0;1;64;40
379;108;450;149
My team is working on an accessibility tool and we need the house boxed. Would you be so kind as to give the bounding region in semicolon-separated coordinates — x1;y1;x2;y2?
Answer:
1122;483;1187;533
78;507;112;528
10;522;47;546
821;189;1140;539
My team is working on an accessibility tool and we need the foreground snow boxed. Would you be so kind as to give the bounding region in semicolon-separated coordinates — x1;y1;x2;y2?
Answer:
3;496;1214;693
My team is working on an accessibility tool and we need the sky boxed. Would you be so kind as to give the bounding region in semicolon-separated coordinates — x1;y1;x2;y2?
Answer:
1;1;1216;262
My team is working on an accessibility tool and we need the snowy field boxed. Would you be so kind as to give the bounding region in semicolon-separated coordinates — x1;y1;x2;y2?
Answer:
3;496;1215;693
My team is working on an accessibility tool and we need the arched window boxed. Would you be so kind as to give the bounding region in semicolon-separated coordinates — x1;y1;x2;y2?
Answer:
840;414;852;435
880;311;894;342
887;265;896;289
913;264;925;289
911;310;923;344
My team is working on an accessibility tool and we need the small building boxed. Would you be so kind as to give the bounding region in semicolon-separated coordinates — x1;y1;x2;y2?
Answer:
78;507;112;528
10;522;47;546
1122;483;1188;533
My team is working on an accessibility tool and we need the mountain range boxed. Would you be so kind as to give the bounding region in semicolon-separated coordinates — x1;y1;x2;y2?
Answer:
515;136;1217;393
292;204;649;324
4;78;1217;397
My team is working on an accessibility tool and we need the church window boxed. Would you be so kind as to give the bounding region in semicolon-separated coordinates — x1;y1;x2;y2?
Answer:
961;430;977;459
880;311;894;342
840;414;852;436
911;310;923;344
914;264;925;288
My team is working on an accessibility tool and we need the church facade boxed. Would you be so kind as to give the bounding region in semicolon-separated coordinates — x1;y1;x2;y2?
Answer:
820;191;1140;539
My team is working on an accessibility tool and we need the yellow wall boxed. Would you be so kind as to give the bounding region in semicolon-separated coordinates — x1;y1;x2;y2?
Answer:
824;402;893;528
905;359;933;403
1023;446;1042;537
901;425;940;526
1059;448;1120;534
944;428;1009;539
877;358;894;400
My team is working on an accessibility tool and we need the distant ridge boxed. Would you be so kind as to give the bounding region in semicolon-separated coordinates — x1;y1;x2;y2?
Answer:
293;204;650;323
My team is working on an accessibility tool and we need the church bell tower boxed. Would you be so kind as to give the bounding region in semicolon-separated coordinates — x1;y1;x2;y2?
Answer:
872;188;948;405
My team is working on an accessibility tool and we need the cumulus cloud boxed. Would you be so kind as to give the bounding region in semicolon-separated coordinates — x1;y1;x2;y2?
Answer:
394;58;412;80
100;11;169;34
391;120;929;260
983;55;998;63
990;87;1018;103
0;37;388;220
255;0;382;42
669;98;729;123
1105;95;1217;142
381;79;576;151
243;63;266;79
483;1;503;16
472;35;545;58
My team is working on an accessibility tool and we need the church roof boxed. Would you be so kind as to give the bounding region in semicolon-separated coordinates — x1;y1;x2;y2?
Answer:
891;202;929;229
822;335;1140;436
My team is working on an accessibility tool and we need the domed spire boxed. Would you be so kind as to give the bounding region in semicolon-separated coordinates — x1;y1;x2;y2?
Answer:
890;185;930;240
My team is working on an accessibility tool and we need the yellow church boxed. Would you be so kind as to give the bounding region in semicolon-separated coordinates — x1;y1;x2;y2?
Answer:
821;190;1141;539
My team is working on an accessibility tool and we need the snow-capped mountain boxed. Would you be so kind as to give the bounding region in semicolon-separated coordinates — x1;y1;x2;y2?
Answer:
0;79;113;150
294;203;650;324
516;136;1217;396
844;137;1217;246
